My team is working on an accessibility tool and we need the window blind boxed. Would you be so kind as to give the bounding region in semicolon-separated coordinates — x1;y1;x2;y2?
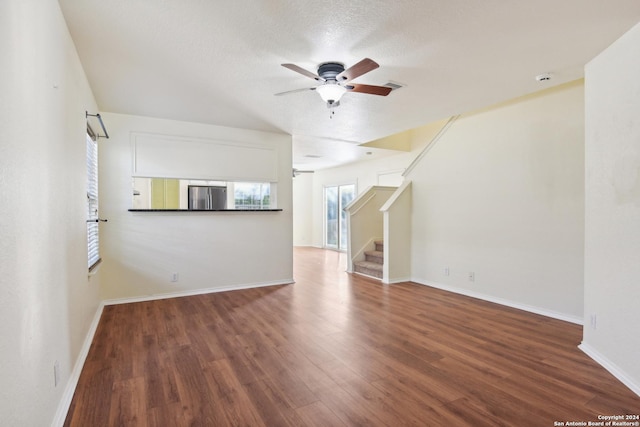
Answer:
86;132;100;270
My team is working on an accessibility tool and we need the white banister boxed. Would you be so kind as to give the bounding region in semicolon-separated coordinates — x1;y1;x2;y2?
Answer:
349;192;376;216
403;115;459;177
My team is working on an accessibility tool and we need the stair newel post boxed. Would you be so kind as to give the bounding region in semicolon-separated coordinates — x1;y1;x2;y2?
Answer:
345;204;354;273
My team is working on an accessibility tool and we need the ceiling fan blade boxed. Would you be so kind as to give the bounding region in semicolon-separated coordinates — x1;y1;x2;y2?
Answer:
274;87;317;96
337;58;379;83
281;63;324;81
345;83;392;96
293;168;315;177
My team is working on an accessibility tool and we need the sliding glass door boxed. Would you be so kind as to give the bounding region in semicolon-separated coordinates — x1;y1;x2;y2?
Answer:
324;183;355;251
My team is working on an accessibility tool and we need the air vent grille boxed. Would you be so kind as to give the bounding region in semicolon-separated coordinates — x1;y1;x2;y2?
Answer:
383;81;405;91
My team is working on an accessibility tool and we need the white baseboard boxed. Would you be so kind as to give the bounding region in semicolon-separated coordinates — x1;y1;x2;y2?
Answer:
579;342;640;397
102;279;294;306
411;278;583;325
51;278;293;425
353;271;382;281
51;302;105;427
383;277;412;285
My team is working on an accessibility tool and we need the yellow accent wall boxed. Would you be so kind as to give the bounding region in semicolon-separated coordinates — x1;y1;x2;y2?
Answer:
151;178;179;209
360;118;451;152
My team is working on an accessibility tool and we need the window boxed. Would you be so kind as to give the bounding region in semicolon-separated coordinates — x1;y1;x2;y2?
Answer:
86;130;100;270
324;183;355;250
233;182;271;210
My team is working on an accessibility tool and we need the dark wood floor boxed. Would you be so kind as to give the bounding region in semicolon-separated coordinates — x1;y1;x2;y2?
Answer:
65;247;640;426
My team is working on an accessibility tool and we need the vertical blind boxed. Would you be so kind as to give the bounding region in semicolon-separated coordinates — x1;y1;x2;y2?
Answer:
86;132;100;270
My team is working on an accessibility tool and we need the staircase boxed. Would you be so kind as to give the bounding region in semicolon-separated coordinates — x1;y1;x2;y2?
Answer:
353;240;384;279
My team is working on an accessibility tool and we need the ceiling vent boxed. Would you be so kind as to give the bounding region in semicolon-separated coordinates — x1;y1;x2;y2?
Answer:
383;81;405;91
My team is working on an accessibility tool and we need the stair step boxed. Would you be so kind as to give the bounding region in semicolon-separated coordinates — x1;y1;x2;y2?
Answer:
374;240;384;252
354;260;383;279
364;250;384;264
355;261;383;271
365;250;383;257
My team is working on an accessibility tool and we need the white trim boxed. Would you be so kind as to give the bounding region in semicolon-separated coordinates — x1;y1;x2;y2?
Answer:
349;192;376;215
354;271;382;281
131;132;279;182
51;302;105;427
411;278;583;325
403;115;460;177
102;279;294;306
379;180;412;213
383;277;412;285
343;185;396;212
579;342;640;397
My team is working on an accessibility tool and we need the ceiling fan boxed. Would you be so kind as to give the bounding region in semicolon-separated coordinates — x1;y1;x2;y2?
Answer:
275;58;392;108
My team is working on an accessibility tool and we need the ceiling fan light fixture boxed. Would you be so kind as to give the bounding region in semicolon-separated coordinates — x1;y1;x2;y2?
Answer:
316;83;347;103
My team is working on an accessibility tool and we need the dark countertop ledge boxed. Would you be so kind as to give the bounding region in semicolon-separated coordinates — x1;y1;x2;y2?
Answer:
128;209;283;212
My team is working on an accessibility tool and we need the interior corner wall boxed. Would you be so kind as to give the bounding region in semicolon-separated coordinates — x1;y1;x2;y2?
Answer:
99;113;293;300
0;1;102;425
408;81;585;321
583;22;640;392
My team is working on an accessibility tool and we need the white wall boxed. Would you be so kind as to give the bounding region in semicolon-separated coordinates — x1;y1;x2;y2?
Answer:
306;82;585;321
409;81;585;322
0;1;101;425
293;173;314;246
99;113;293;300
583;22;640;393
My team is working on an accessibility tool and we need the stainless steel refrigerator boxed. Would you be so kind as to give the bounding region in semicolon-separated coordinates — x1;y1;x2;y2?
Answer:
187;185;227;210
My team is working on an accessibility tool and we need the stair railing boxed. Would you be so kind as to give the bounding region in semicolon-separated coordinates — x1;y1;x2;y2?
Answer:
403;115;460;178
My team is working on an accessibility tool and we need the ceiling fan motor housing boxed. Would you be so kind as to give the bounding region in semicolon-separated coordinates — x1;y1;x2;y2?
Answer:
318;62;345;81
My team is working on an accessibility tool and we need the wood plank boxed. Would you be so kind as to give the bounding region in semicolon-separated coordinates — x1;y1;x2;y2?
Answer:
202;359;267;426
295;401;347;427
65;247;640;426
108;377;146;426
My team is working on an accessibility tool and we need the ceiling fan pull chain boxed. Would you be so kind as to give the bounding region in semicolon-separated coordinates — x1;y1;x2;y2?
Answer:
328;102;336;119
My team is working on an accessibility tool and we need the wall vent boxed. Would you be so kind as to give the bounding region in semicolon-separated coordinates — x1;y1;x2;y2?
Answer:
383;81;405;91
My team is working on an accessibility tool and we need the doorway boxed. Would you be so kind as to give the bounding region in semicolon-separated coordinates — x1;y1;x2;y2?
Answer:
324;183;355;251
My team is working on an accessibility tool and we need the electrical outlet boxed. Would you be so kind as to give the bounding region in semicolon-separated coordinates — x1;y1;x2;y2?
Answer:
468;272;475;282
54;361;60;387
590;314;597;330
171;272;179;282
444;267;450;276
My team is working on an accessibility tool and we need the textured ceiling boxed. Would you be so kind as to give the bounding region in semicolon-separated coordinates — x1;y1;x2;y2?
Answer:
58;0;640;169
